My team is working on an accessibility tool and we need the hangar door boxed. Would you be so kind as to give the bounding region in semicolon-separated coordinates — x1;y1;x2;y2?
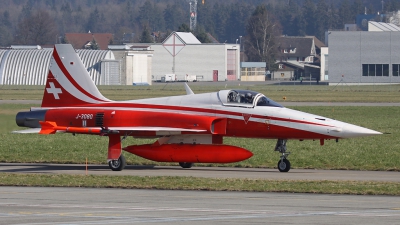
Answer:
227;49;237;81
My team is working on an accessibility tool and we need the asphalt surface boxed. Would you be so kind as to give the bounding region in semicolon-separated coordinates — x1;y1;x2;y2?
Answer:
1;186;399;225
1;163;399;182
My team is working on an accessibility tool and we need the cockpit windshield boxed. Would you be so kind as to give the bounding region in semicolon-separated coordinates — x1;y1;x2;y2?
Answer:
225;90;283;107
227;90;258;105
256;96;283;107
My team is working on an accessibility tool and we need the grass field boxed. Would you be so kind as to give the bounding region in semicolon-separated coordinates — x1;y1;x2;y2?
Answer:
1;83;400;102
0;84;399;194
1;173;399;195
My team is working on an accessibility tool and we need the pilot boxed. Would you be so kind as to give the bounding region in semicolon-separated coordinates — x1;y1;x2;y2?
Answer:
245;93;253;103
228;91;236;102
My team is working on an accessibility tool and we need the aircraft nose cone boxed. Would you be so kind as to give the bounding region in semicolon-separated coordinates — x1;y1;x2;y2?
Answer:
341;123;382;138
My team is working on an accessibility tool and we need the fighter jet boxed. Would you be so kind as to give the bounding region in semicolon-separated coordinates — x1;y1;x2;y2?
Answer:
15;44;381;172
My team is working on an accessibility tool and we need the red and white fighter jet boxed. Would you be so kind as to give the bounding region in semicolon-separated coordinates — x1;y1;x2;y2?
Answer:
16;44;381;172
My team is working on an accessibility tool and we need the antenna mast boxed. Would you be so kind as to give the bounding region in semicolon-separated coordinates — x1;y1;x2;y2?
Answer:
188;0;198;30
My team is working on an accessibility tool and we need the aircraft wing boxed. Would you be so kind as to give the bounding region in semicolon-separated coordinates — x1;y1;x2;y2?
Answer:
33;121;210;135
13;126;205;134
107;127;206;132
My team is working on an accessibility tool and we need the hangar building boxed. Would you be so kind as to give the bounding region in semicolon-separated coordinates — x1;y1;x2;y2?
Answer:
0;46;118;85
328;21;400;85
127;32;241;82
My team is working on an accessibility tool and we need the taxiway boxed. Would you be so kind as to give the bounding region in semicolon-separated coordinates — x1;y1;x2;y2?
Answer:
1;163;399;182
0;186;399;225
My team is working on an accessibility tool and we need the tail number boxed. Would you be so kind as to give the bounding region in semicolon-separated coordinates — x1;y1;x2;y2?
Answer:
76;114;93;120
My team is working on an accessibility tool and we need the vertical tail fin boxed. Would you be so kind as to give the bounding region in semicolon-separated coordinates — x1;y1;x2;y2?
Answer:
41;44;110;107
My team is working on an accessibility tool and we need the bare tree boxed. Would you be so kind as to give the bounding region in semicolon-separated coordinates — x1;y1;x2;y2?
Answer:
245;5;281;71
15;10;58;45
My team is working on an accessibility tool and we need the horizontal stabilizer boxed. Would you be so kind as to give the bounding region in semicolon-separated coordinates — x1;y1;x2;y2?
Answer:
12;128;41;134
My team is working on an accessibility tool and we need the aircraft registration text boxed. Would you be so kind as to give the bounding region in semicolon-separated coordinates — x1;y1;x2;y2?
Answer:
75;114;93;120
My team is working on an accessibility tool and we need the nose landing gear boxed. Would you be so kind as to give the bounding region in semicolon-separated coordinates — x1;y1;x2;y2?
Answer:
275;139;291;172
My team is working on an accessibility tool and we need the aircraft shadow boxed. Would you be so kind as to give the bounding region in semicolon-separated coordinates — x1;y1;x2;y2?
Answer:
0;163;308;174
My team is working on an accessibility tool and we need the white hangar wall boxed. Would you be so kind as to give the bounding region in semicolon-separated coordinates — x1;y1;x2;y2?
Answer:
329;31;400;85
125;52;153;85
135;43;240;82
0;48;117;85
109;46;154;85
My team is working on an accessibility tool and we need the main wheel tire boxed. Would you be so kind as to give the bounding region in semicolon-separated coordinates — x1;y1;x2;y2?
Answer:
108;154;127;171
277;158;291;172
179;162;193;168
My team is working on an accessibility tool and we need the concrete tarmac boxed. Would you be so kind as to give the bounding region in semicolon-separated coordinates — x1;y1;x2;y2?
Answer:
1;163;399;182
1;186;399;225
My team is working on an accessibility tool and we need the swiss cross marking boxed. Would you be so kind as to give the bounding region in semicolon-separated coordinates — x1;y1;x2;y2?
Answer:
162;33;185;56
46;82;62;99
242;113;252;124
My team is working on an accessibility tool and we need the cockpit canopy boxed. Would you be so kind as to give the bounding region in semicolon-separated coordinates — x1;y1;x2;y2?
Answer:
218;90;283;108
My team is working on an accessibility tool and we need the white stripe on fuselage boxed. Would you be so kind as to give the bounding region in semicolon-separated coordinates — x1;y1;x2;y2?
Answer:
43;102;339;138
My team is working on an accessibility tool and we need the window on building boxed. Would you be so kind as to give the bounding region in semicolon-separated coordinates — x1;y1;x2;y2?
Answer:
362;64;368;76
376;64;382;76
383;64;389;76
279;64;284;69
362;64;390;76
368;64;375;76
393;64;400;76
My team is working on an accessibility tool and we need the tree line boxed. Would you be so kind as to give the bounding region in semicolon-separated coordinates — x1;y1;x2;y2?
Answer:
1;0;400;65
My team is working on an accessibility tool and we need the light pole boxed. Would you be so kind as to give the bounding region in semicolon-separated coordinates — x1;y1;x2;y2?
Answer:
239;36;242;81
239;36;242;51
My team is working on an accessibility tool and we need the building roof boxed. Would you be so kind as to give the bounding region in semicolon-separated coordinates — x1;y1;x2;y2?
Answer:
277;36;315;57
176;32;201;44
162;32;201;45
206;33;219;43
65;33;113;50
241;62;266;68
279;61;305;69
368;21;400;31
305;36;326;49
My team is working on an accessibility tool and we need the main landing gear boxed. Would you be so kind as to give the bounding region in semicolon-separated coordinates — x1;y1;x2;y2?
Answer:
275;139;291;172
108;154;127;171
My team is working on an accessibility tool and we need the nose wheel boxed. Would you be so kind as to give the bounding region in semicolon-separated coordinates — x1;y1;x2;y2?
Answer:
179;162;193;168
278;157;291;172
275;139;291;172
